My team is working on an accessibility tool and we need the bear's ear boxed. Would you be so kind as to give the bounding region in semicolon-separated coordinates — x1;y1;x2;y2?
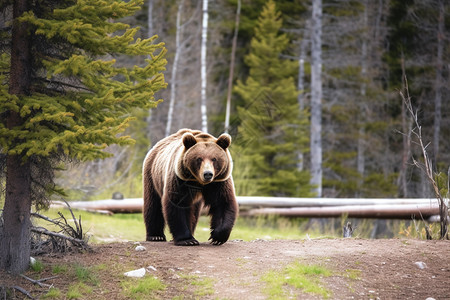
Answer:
216;133;231;150
182;133;197;149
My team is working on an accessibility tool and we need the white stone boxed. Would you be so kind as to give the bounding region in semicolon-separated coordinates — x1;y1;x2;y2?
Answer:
124;268;146;278
147;265;157;272
414;261;427;270
135;245;146;251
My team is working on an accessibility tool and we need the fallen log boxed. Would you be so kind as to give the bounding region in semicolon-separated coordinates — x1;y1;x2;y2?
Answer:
51;197;442;220
51;199;143;213
242;203;441;219
237;196;439;207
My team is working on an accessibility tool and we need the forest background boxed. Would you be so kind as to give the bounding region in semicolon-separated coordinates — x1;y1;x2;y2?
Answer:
14;0;450;201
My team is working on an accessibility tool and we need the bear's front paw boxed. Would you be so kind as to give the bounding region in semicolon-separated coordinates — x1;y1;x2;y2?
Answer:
209;229;230;246
147;235;166;242
174;237;199;246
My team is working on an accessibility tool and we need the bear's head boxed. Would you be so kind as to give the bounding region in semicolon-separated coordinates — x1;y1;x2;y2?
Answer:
177;132;232;185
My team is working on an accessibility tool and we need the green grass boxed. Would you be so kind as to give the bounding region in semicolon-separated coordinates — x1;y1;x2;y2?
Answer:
121;276;166;299
42;287;62;299
344;269;361;280
179;274;215;297
30;258;45;272
262;261;332;299
34;208;322;243
73;263;99;285
67;282;93;299
52;264;68;274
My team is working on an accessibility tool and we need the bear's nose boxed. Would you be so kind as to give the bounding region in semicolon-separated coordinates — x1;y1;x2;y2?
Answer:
203;171;213;181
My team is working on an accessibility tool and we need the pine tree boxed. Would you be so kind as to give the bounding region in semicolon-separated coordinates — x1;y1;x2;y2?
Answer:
233;0;311;197
0;0;166;273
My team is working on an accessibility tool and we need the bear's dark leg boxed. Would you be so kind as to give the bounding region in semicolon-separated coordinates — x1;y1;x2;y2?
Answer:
190;201;203;235
203;180;238;245
163;187;200;246
143;175;166;242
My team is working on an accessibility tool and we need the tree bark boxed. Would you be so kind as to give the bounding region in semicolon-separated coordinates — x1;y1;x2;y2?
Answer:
296;21;309;172
200;0;208;132
310;0;323;197
357;0;368;195
1;0;33;275
433;0;444;163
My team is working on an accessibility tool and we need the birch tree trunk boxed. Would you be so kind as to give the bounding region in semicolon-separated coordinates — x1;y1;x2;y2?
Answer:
310;0;323;197
225;0;240;133
200;0;209;132
433;0;444;163
166;0;184;137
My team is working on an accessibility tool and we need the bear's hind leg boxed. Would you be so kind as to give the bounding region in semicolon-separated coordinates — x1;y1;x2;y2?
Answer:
143;178;166;242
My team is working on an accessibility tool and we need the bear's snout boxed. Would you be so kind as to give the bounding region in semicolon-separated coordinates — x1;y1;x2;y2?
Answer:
201;160;215;183
203;170;213;181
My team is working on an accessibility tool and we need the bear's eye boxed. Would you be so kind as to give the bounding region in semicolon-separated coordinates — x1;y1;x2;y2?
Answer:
212;158;217;162
196;157;202;163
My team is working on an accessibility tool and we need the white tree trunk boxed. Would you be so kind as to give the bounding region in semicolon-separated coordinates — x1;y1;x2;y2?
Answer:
200;0;209;132
225;0;241;133
310;0;323;197
147;0;153;38
165;0;184;137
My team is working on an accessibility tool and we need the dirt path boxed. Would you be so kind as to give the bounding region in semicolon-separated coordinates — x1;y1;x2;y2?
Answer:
2;239;449;299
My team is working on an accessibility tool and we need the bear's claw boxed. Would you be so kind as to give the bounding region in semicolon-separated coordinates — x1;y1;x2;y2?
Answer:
209;229;229;246
147;236;166;242
209;239;225;246
174;238;199;246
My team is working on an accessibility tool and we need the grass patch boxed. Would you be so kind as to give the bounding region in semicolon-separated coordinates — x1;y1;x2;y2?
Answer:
262;261;332;299
30;258;44;272
73;263;99;285
345;269;361;280
67;282;93;299
121;276;166;299
42;287;62;299
180;274;215;297
52;264;68;274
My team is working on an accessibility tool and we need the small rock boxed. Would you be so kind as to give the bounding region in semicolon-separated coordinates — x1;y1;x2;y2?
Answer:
425;298;436;300
414;261;427;270
124;268;146;278
29;257;36;266
135;245;147;251
147;265;157;272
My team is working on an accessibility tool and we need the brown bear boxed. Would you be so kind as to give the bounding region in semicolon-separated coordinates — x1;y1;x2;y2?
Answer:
142;129;238;246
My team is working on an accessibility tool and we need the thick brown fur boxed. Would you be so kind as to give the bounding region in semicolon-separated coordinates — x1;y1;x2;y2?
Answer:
143;129;238;246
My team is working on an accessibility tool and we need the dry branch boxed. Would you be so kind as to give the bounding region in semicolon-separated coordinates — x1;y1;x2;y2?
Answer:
31;227;91;251
401;75;449;239
31;200;91;254
11;286;35;300
19;274;58;288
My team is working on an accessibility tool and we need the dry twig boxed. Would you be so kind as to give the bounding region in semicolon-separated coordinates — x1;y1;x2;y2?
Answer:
400;76;449;239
